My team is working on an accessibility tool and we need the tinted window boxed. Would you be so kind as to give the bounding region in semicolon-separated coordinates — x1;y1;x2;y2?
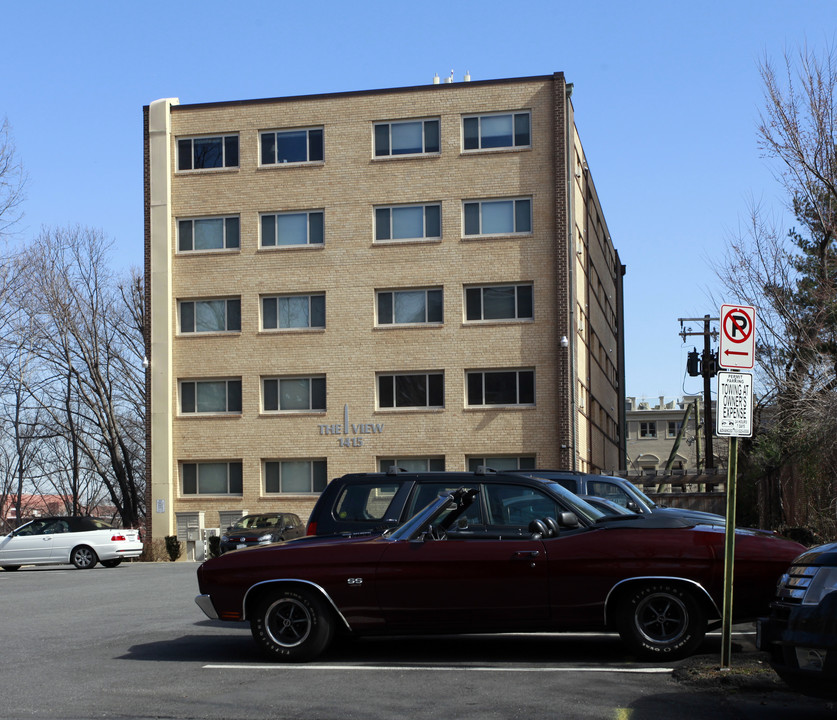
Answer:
334;484;401;522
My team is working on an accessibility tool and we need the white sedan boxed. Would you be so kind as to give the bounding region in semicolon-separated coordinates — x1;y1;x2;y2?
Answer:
0;516;143;570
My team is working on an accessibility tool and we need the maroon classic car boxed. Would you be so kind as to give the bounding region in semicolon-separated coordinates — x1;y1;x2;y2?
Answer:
196;473;805;662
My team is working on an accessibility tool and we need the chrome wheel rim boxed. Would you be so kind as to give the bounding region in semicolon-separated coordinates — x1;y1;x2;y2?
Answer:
634;592;688;644
265;598;312;648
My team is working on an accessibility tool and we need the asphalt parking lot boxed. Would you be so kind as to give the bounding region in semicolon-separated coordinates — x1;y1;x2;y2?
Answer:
1;560;834;720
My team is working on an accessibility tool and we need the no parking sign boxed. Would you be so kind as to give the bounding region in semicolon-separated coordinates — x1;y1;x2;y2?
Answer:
719;304;755;369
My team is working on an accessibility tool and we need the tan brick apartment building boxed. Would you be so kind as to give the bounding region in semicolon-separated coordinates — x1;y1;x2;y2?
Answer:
143;72;626;558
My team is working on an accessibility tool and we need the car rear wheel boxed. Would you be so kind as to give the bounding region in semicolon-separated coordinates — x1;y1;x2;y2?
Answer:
251;587;334;662
617;582;706;660
2;565;21;571
101;559;122;568
71;545;98;569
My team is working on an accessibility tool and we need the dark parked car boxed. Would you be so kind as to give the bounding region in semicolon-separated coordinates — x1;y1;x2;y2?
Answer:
219;513;304;554
514;470;726;525
757;540;837;696
305;467;723;539
197;472;804;663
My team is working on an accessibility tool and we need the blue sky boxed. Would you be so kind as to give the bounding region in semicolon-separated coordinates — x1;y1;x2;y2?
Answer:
2;0;834;402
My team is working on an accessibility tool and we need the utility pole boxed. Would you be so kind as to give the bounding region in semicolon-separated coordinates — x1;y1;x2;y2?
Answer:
680;315;719;470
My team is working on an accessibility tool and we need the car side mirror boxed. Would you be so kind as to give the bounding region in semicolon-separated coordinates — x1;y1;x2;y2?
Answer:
626;501;640;513
558;512;580;529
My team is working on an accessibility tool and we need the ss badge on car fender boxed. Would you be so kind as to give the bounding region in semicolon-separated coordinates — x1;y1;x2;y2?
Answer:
346;577;363;585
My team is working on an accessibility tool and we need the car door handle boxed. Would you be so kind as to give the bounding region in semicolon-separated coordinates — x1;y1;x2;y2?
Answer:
512;551;540;559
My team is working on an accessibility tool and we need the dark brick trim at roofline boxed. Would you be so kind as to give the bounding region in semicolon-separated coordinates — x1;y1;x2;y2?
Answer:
142;74;557;113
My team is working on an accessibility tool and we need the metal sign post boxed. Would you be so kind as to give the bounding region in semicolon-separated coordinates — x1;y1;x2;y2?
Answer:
717;304;755;670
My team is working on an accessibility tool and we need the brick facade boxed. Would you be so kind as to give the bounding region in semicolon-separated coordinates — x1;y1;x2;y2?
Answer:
144;74;625;555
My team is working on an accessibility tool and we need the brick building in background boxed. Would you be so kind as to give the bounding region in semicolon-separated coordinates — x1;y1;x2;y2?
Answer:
143;72;626;558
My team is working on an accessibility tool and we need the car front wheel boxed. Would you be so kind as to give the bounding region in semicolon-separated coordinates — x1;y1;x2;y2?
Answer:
617;582;706;660
250;587;334;662
71;545;98;569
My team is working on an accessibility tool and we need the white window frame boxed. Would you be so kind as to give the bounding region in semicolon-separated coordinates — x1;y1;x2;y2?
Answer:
177;134;239;172
466;369;535;407
261;293;326;331
376;288;443;326
374;203;442;243
262;376;326;413
181;461;243;496
178;298;241;334
464;283;534;322
177;216;240;253
462;197;532;237
179;378;242;415
260;127;324;166
377;372;445;409
373;118;441;157
462;111;531;151
260;210;324;247
263;459;328;494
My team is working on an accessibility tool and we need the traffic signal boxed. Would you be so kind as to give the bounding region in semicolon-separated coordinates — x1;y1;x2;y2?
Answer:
686;348;700;377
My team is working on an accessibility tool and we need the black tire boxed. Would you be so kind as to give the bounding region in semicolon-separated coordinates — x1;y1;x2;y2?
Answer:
101;559;122;568
1;565;21;572
250;587;334;662
71;545;98;569
617;582;706;660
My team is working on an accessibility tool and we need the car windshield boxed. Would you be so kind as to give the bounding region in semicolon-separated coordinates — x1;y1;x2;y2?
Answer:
232;516;279;530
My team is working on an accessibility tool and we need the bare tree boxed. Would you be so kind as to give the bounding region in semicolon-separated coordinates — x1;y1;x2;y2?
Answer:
0;118;26;238
715;45;837;538
16;226;146;527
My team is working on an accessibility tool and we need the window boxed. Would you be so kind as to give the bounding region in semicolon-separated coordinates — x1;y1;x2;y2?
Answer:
379;458;445;472
263;377;326;412
640;422;657;438
374;119;440;156
377;288;443;325
261;128;323;165
178;217;240;252
177;135;238;171
378;372;444;409
179;298;240;334
375;204;441;242
180;379;242;414
483;484;561;530
181;462;242;495
467;456;535;472
587;480;631;508
463;112;530;151
463;198;531;236
262;294;325;330
466;369;535;406
335;483;401;521
465;284;533;321
261;211;324;247
667;421;682;438
264;460;327;493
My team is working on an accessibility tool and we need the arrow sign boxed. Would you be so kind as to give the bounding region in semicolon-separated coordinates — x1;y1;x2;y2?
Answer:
719;304;756;369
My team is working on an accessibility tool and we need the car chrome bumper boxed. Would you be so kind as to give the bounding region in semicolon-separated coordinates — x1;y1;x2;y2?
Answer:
195;594;218;620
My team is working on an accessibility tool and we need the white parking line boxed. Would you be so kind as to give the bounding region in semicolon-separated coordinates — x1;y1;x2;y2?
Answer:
203;664;674;673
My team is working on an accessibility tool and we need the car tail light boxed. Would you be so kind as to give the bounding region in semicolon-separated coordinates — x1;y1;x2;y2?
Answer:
306;521;317;536
111;534;126;542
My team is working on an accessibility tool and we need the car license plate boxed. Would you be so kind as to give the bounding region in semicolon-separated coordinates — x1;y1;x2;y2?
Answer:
237;543;247;549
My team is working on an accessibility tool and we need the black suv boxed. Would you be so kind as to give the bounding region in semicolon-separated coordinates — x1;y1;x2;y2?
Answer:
305;467;701;537
757;540;837;696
